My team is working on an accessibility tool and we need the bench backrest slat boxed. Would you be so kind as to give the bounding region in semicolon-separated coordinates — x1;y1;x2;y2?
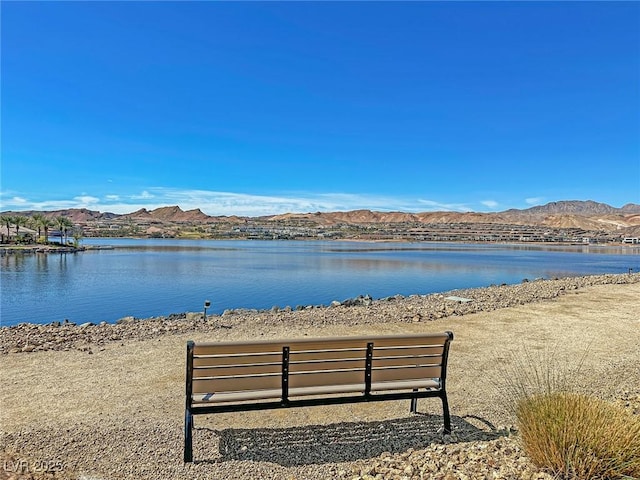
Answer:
188;332;452;396
371;364;443;383
194;363;283;378
192;333;450;354
193;352;283;366
288;369;367;389
193;338;368;356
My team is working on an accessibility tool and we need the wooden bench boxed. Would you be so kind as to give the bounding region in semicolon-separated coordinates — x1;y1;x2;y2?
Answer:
184;331;454;462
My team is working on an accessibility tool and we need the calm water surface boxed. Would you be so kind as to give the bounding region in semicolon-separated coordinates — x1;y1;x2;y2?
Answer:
1;239;638;326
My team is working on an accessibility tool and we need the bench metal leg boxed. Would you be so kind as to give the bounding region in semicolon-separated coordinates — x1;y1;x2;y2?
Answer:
441;393;452;434
410;389;418;413
184;409;193;463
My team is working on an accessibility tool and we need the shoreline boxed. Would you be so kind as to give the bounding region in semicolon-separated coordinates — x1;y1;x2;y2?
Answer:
0;244;115;255
2;272;638;355
2;237;639;254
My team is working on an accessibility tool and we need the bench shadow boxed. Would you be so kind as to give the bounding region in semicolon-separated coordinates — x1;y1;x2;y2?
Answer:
193;414;508;466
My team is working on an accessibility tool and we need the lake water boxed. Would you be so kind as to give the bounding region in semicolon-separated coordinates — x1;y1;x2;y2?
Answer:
1;239;638;327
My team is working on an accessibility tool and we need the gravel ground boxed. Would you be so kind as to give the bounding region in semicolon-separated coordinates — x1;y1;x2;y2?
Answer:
1;273;639;480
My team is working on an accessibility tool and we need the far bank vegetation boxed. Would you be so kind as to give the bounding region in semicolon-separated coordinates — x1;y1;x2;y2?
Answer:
0;214;82;247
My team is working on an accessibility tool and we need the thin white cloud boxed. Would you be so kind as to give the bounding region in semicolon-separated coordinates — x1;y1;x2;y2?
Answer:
481;200;499;209
416;199;470;212
526;197;544;205
132;190;155;200
11;196;28;205
74;195;100;206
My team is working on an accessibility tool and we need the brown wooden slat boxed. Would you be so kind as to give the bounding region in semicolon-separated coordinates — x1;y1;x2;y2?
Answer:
371;334;449;348
289;348;367;361
192;389;282;404
289;358;365;373
371;365;442;383
193;363;282;378
193;338;367;356
371;356;442;368
192;332;450;356
370;378;440;393
193;352;282;367
194;352;370;370
288;383;365;397
373;345;445;357
192;374;281;393
193;343;286;356
288;369;364;389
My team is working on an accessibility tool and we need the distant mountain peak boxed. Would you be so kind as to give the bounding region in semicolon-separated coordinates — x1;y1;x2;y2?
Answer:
520;200;624;215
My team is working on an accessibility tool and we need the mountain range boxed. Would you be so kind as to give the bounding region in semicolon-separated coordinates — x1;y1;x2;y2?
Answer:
4;200;640;235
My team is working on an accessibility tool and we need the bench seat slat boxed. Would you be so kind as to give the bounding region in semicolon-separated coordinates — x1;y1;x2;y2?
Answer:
193;368;368;393
193;374;281;393
191;378;442;406
195;368;442;391
370;378;440;393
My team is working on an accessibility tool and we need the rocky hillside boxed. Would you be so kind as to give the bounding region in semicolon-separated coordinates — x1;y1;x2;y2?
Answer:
269;201;640;233
120;206;213;223
3;200;640;234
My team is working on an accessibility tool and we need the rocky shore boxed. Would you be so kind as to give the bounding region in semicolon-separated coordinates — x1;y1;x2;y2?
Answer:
0;244;117;256
1;274;639;480
2;273;638;355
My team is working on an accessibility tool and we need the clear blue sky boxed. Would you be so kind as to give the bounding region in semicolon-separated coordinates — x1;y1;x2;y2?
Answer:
1;1;639;216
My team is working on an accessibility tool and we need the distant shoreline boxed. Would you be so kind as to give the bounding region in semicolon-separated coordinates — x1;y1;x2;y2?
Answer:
0;244;115;255
2;237;639;256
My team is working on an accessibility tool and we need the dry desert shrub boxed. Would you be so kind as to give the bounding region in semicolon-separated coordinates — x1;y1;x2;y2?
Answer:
499;345;640;479
517;391;640;480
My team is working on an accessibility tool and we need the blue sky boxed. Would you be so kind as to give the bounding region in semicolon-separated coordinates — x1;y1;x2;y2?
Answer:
1;1;639;216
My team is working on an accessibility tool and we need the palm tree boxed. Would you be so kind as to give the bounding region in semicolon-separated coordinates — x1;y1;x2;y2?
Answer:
72;227;84;247
61;217;74;245
13;215;28;239
0;215;13;242
30;213;46;243
42;217;55;244
55;216;71;245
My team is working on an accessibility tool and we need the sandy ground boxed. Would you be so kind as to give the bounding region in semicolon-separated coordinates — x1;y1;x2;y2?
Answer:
1;281;639;479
